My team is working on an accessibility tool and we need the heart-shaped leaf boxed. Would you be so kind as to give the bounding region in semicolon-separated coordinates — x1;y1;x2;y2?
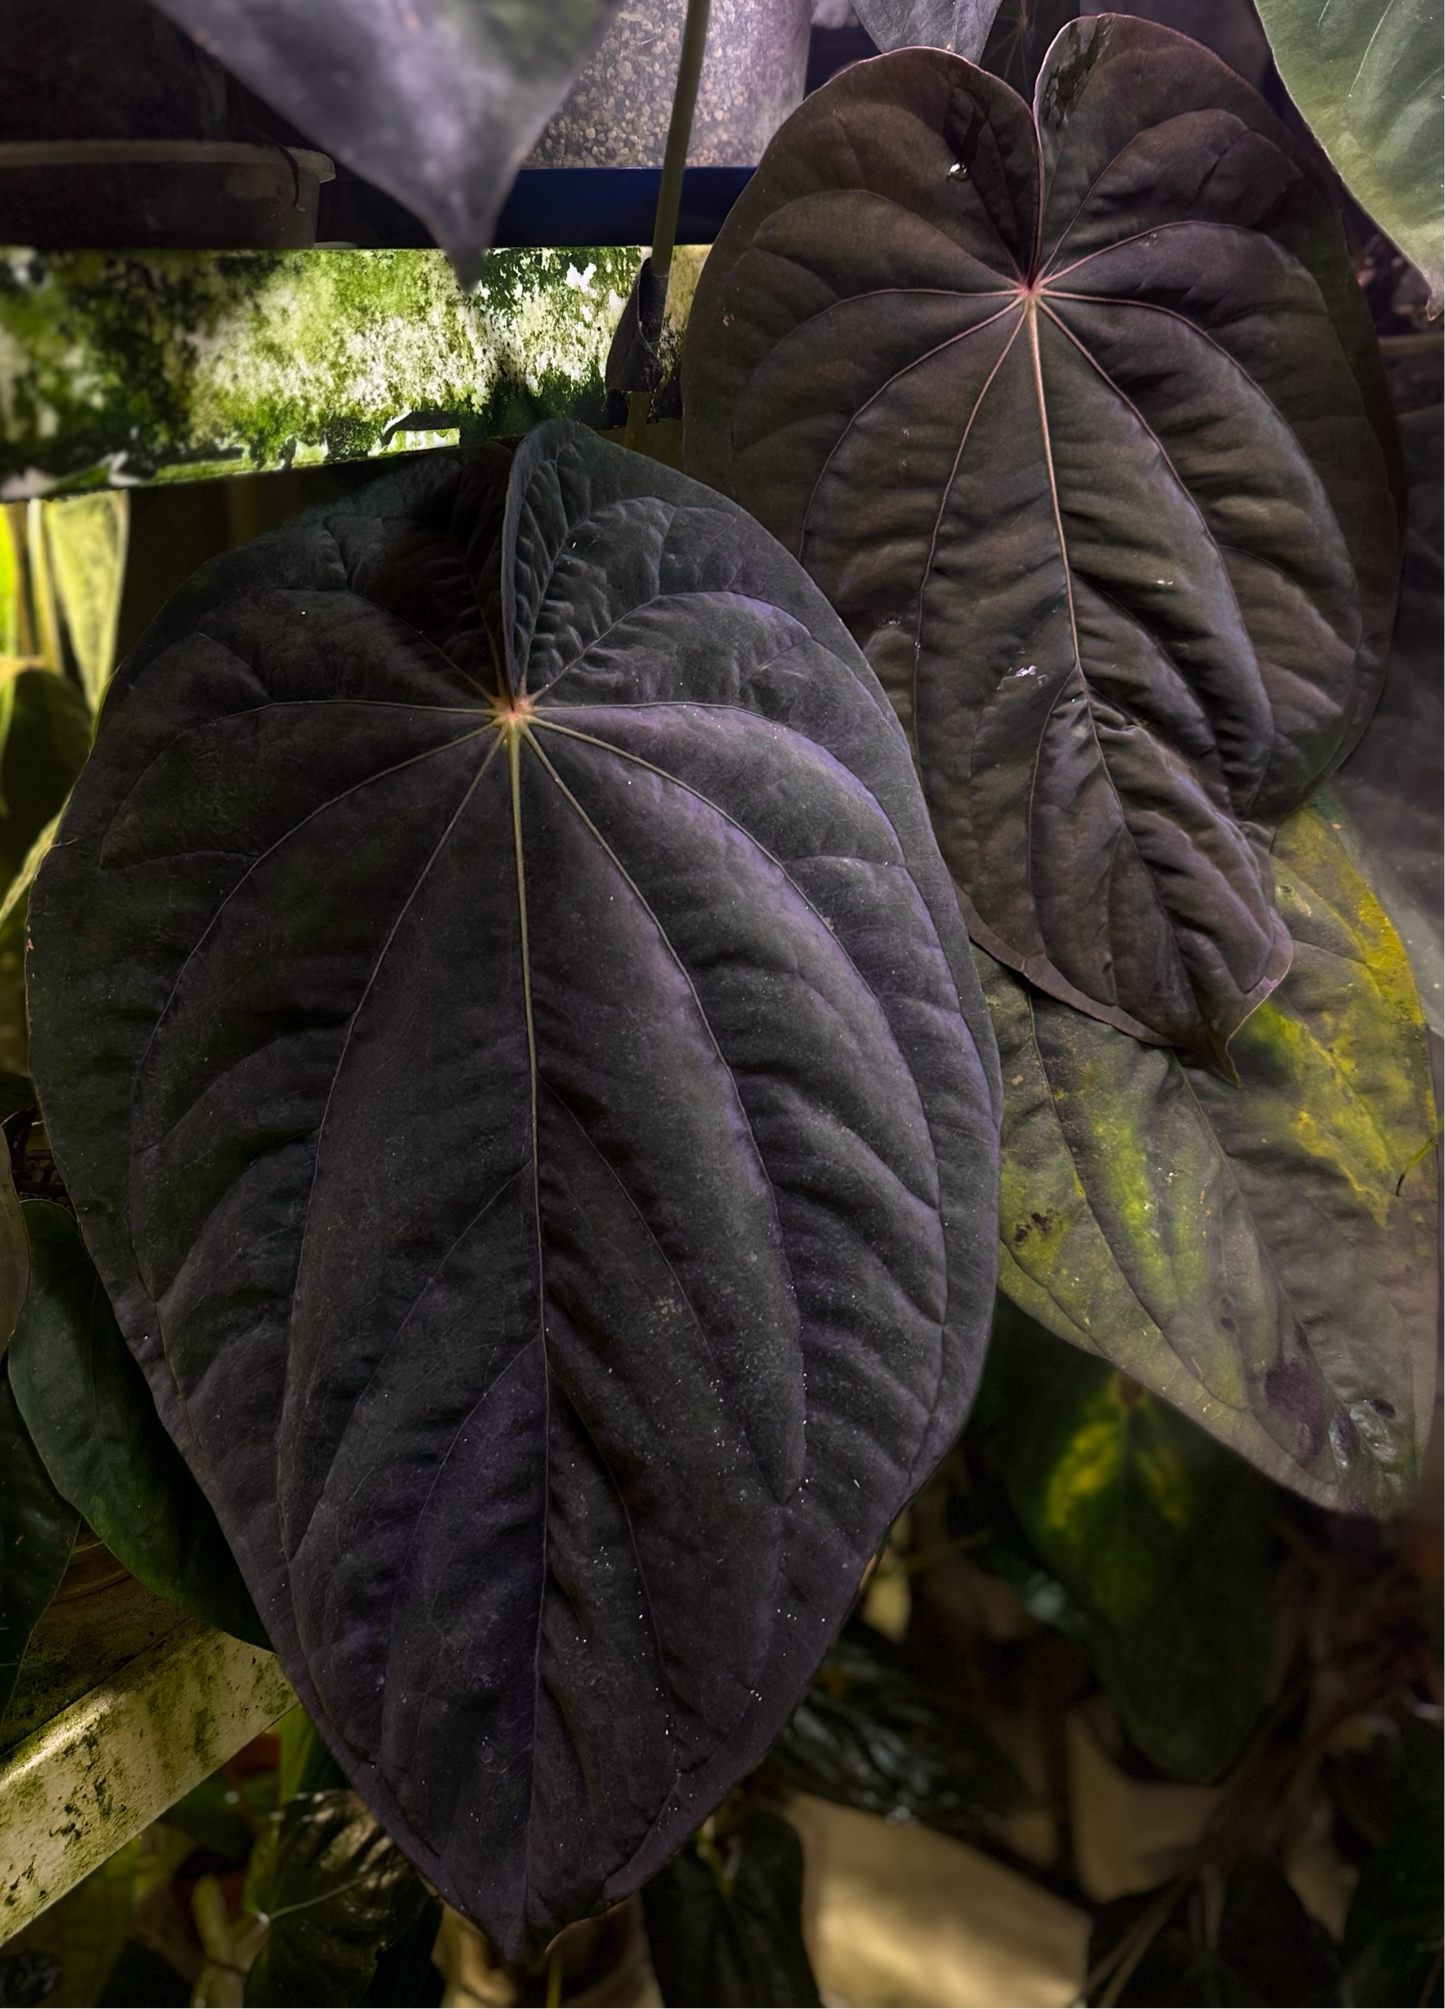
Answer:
244;1791;430;2008
27;422;1000;1954
6;1201;267;1647
1337;375;1443;1032
0;1361;78;1724
683;18;1402;1063
1252;0;1444;310
981;796;1438;1513
147;0;624;274
854;0;1005;59
641;1809;822;2009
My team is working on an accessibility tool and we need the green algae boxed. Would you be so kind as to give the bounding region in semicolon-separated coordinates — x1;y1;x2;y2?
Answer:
0;246;643;495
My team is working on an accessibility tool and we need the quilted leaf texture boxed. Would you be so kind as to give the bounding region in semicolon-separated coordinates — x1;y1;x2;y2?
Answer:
27;424;1000;1954
684;17;1402;1066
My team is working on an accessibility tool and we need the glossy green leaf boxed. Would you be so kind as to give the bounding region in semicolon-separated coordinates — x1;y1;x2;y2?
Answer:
641;1809;822;2009
854;0;1005;58
243;1791;432;2009
1254;0;1444;308
6;1202;267;1647
0;670;89;894
1092;1857;1343;2006
764;1623;1029;1836
1087;1462;1272;1783
1009;1347;1218;1631
358;1897;442;2009
0;1360;78;1726
983;798;1439;1513
684;19;1402;1063
1338;378;1443;1033
1342;1778;1445;2008
2;1837;140;2009
27;422;999;1954
148;0;624;275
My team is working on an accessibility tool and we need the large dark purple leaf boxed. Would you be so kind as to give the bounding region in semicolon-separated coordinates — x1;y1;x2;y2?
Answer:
146;0;623;273
683;18;1402;1064
26;423;999;1955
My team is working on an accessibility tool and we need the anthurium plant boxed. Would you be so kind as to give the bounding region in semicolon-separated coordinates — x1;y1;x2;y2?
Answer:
0;2;1438;2004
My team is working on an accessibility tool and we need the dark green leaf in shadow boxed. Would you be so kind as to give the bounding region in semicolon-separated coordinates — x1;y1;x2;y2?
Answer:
978;0;1078;91
684;21;1401;1063
1091;1858;1342;2006
243;1791;431;2009
1253;0;1443;308
642;1809;821;2009
0;1150;27;1359
27;422;1000;1955
167;1766;279;1862
0;1359;77;1726
278;1703;351;1802
1087;1466;1272;1784
1338;385;1443;1033
6;1203;267;1648
982;798;1439;1514
0;671;90;892
764;1622;1030;1836
1341;1777;1445;2008
358;1897;443;2009
146;0;624;276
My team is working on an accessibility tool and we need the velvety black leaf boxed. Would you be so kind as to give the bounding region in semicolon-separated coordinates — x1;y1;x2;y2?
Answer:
6;1202;267;1648
27;422;1000;1954
0;1360;78;1724
1092;1858;1343;2006
981;798;1438;1512
1342;1780;1445;2009
764;1623;1029;1835
642;1809;821;2009
1338;382;1442;1032
147;0;623;274
683;18;1402;1062
243;1791;431;2009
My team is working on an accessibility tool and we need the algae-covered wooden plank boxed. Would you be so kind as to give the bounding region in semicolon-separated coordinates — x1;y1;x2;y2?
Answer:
0;1618;294;1939
0;245;648;496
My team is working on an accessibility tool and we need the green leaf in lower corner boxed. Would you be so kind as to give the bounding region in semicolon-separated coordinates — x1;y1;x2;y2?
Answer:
0;1357;78;1724
1092;1856;1342;2006
642;1809;821;2009
6;1202;267;1649
0;1837;140;2008
764;1624;1030;1839
1341;1777;1445;2007
243;1790;432;2009
984;797;1439;1516
1253;0;1443;307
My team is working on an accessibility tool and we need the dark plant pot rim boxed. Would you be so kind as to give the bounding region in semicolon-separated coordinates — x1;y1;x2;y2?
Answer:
0;140;334;180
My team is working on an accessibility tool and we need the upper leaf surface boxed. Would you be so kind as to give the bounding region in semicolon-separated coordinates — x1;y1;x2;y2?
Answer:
147;0;623;271
982;797;1439;1514
27;423;1000;1955
684;18;1402;1061
1252;0;1444;309
1337;375;1442;1033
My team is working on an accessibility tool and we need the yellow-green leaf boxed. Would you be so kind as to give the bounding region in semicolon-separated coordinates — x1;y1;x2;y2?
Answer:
43;493;129;713
984;796;1438;1515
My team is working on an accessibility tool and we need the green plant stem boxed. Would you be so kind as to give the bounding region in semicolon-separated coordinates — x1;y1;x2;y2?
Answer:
625;0;713;450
